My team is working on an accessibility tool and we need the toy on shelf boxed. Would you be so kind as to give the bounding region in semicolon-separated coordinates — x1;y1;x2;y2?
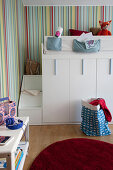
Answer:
90;27;101;35
55;27;63;38
97;20;112;36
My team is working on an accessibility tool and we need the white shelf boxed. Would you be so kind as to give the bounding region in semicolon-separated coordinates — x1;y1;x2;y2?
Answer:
0;117;29;154
0;117;29;170
17;142;29;170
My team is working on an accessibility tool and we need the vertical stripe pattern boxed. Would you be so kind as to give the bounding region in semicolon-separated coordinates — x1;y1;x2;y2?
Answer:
0;2;113;108
0;0;25;108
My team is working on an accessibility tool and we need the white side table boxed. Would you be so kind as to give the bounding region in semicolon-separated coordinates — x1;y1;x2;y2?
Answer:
0;117;29;170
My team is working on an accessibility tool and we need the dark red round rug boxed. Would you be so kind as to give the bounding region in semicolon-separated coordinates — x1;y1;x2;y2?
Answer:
30;138;113;170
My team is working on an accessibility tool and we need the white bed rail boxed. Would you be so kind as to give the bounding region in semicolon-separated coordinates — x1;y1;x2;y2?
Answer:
44;36;113;53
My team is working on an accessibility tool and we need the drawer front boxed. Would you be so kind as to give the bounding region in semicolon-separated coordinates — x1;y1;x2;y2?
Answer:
19;108;42;125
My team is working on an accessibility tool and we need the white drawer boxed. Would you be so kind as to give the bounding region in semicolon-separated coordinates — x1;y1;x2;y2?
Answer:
19;107;42;125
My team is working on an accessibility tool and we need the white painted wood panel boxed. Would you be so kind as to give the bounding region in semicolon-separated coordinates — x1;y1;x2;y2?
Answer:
22;0;113;6
42;36;113;124
22;75;42;91
42;59;69;123
19;108;42;125
20;93;42;107
70;58;96;122
44;36;113;52
19;75;42;125
97;59;113;119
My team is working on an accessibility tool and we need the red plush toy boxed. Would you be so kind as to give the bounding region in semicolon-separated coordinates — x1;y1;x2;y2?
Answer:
97;20;112;35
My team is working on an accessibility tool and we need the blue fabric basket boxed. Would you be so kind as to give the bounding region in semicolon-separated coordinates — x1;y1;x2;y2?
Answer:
47;37;62;51
80;100;111;136
73;39;100;53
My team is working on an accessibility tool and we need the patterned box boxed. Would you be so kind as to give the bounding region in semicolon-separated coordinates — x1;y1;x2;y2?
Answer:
0;97;16;125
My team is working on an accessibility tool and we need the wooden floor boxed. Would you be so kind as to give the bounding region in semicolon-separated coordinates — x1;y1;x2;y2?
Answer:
23;124;113;170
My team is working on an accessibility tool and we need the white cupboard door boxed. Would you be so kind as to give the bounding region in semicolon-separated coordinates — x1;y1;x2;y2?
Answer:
42;59;69;123
97;59;113;120
70;59;96;122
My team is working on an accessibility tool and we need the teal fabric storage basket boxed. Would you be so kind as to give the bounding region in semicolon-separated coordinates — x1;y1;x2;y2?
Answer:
80;100;111;136
73;39;100;53
47;37;62;51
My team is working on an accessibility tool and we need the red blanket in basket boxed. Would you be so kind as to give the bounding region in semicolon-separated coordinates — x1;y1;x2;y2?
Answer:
89;98;112;122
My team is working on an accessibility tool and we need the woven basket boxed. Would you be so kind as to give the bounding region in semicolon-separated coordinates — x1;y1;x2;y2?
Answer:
25;59;40;75
80;99;111;136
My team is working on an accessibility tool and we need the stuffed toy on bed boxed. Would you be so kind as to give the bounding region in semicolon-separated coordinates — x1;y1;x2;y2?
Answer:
97;20;112;36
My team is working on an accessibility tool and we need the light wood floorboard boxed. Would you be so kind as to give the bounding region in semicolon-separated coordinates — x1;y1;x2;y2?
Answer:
23;124;113;170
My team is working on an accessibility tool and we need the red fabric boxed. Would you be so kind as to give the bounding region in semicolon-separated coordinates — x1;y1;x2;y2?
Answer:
69;29;89;36
90;98;112;122
30;138;113;170
97;29;112;35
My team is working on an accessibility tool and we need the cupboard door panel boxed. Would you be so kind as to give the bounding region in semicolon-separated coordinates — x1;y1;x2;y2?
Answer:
70;59;96;122
42;59;69;123
97;59;113;120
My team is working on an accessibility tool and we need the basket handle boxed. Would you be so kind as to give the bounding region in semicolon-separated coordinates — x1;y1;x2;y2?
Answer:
0;97;9;102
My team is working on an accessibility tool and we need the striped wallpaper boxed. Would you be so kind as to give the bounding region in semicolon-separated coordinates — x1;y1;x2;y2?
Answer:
0;0;26;108
0;1;113;109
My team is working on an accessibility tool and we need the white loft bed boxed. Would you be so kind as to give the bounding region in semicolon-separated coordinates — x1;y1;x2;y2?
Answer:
42;36;113;124
19;36;113;125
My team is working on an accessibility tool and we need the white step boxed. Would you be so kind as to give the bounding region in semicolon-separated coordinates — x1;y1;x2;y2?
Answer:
22;75;42;91
19;107;42;125
19;92;42;107
18;75;42;125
